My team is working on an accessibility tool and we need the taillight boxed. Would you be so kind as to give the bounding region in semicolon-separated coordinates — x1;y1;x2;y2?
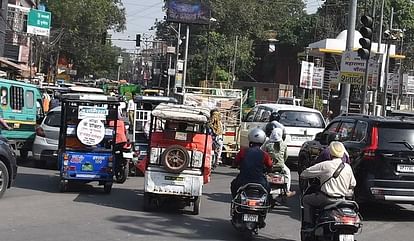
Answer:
363;126;378;159
340;216;357;225
36;126;46;137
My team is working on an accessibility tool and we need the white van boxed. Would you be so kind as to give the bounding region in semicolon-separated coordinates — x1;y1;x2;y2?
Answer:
240;104;326;163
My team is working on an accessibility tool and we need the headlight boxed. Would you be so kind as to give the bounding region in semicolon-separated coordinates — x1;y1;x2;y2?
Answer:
192;150;203;168
150;148;160;164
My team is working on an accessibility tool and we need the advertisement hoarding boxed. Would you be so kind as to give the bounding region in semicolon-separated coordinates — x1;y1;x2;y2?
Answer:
166;0;211;25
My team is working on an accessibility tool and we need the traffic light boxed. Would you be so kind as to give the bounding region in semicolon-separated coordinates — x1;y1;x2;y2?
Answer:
358;15;373;60
135;34;141;47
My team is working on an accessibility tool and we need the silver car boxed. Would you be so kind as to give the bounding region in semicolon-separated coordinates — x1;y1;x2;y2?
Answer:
32;107;61;167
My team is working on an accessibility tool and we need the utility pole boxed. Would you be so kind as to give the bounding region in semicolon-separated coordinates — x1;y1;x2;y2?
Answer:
373;0;385;115
382;7;394;117
340;0;358;114
182;24;190;92
231;35;238;88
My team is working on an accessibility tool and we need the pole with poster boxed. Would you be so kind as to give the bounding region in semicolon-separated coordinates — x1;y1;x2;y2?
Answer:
299;60;314;104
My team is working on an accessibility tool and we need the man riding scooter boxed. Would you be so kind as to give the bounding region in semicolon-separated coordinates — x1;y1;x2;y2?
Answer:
300;141;356;229
231;128;273;198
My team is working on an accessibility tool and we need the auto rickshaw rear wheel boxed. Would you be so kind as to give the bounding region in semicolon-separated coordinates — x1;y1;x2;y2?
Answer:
104;182;112;194
59;180;67;193
192;197;201;215
161;145;190;173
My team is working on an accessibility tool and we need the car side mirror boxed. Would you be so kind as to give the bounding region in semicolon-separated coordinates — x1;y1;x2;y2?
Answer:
315;132;323;141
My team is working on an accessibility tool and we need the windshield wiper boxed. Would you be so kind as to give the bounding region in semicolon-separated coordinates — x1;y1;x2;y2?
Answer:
388;141;414;150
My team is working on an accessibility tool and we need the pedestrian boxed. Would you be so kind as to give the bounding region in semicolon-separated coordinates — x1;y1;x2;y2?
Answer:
127;95;136;126
325;110;334;124
209;109;224;165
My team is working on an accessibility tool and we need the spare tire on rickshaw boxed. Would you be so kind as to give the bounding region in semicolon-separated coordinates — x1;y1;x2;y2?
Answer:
161;145;190;173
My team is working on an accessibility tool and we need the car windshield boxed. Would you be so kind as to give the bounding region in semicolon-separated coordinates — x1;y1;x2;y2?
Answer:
44;111;61;127
278;110;325;128
378;124;414;151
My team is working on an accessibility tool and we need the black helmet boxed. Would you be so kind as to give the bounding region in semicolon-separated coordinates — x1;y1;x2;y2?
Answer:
269;112;280;122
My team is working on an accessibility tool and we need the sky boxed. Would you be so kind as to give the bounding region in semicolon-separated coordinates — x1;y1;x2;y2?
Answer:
111;0;323;50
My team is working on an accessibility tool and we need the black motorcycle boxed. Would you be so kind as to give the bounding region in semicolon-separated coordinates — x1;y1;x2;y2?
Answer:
300;183;363;241
231;183;270;239
114;143;133;183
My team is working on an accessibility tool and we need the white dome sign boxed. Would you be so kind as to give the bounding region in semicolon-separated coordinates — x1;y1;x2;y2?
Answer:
76;118;105;146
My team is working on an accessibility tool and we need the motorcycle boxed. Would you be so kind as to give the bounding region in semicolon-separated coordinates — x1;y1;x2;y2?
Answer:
231;183;270;239
266;169;288;208
114;142;133;183
300;182;362;241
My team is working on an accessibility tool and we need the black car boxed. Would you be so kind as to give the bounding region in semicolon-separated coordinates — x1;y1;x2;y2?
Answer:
298;114;414;204
0;136;17;199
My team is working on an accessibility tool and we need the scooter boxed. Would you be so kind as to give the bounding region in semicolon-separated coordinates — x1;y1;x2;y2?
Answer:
300;182;362;241
231;183;270;239
266;170;288;208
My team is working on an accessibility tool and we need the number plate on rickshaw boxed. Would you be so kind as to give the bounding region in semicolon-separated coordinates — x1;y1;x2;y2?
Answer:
339;234;354;241
82;163;93;171
175;132;187;141
243;214;259;222
165;176;184;181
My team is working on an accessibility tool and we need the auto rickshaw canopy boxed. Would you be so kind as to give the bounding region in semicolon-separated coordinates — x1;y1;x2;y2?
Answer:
152;103;210;123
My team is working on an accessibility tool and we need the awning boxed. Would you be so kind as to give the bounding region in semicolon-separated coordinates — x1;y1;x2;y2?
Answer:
0;57;29;72
312;48;406;59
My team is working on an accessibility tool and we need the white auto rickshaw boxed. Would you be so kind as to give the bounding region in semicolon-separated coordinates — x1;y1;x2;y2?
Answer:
143;103;212;215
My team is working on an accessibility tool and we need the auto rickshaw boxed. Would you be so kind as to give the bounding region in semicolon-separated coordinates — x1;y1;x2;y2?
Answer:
143;103;212;215
57;93;120;193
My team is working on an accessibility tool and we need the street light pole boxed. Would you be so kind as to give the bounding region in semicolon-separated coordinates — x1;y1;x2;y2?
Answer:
340;0;358;114
382;7;394;117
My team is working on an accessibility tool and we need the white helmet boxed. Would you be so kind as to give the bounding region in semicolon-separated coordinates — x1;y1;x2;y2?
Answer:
248;128;266;144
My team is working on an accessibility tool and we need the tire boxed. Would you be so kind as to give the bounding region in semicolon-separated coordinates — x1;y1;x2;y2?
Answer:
115;166;128;184
19;150;28;160
192;197;201;215
59;179;67;193
143;192;152;211
161;145;190;173
0;161;9;199
104;182;112;194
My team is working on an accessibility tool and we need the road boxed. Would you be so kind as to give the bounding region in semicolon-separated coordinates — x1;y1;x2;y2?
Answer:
1;161;414;241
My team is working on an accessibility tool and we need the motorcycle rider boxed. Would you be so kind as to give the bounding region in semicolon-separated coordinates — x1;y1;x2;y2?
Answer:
300;141;356;228
231;128;273;198
262;128;296;197
264;112;285;140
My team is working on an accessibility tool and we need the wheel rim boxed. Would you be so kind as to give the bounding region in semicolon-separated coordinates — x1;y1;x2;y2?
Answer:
0;170;4;190
165;149;186;170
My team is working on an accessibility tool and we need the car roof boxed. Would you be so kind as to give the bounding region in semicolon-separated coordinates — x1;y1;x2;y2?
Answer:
257;103;322;113
334;114;414;124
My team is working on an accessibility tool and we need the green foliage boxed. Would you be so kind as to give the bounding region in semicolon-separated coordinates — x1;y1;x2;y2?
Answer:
47;0;126;78
304;96;324;112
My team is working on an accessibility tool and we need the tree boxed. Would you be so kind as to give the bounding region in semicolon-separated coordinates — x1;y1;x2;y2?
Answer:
156;0;313;86
47;0;126;78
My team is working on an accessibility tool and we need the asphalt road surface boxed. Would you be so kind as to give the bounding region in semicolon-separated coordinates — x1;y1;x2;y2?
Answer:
1;160;414;241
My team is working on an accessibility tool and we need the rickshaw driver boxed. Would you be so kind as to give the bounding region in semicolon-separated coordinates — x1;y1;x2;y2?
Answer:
231;128;273;198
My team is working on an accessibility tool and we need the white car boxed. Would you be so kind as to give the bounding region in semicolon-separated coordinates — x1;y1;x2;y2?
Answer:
32;107;61;167
241;104;326;163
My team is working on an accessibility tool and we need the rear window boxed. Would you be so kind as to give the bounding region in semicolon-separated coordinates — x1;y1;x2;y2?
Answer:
279;110;325;128
378;123;414;150
44;111;61;127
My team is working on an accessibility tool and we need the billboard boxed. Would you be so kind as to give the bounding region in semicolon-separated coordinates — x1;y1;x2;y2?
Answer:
166;0;211;25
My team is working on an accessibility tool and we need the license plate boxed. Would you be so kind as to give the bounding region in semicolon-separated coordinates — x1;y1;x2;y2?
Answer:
339;234;354;241
291;135;312;141
243;214;259;222
397;164;414;173
82;163;93;171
